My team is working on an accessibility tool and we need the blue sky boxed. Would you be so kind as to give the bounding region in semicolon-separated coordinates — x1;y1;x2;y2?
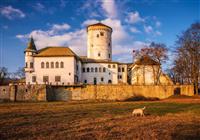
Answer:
0;0;199;72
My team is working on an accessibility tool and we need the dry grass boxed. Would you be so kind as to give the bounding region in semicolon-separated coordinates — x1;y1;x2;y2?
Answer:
1;98;200;140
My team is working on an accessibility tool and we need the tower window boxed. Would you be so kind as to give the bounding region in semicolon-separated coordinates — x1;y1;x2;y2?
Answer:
95;67;98;72
108;43;111;46
91;44;93;47
46;62;49;68
97;34;99;38
100;32;104;36
43;76;49;83
25;62;28;68
60;62;64;68
30;62;33;68
98;53;101;57
32;76;36;82
55;76;61;82
41;62;44;68
122;67;125;72
109;54;111;58
118;67;121;72
56;62;59;68
51;62;54;68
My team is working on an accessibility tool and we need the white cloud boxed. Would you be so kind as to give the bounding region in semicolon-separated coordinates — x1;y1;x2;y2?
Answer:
130;27;141;33
155;31;162;36
33;3;45;12
82;19;99;27
156;21;161;27
0;6;25;20
125;11;144;24
101;0;117;18
144;25;153;34
2;25;8;29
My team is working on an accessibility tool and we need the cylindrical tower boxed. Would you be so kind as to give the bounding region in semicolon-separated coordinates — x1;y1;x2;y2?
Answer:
24;37;37;72
87;23;112;61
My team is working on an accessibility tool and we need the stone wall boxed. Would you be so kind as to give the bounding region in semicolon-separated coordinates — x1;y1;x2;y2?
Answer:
0;84;46;101
70;85;194;100
0;84;195;101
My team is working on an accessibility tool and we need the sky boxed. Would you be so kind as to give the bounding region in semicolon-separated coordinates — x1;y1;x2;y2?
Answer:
0;0;199;72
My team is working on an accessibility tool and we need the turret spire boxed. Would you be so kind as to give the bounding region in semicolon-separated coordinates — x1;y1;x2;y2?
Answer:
25;37;37;52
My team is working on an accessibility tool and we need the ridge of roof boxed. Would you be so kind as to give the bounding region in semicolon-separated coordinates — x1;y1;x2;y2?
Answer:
25;37;37;52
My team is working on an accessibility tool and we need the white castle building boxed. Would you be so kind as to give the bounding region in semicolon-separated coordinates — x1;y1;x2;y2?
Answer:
24;23;172;85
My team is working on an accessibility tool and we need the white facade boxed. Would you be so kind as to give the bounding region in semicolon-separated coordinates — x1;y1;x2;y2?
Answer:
87;24;112;61
25;56;78;85
24;23;171;86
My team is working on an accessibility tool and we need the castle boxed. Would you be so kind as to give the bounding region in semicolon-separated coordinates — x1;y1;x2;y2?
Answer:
24;23;172;86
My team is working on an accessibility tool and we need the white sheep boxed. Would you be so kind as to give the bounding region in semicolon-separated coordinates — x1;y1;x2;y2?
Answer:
132;106;146;116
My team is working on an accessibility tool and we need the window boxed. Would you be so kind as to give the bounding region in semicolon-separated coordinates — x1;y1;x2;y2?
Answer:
87;67;90;72
91;44;93;47
112;64;115;68
32;76;36;82
108;64;111;68
97;34;99;38
109;54;111;58
56;62;59;68
108;42;111;46
98;52;101;57
95;67;98;72
25;62;28;68
60;62;64;68
118;75;122;79
46;62;49;68
30;62;33;68
55;76;61;82
41;62;44;68
118;67;121;72
122;67;125;72
76;65;78;71
84;80;87;84
50;62;54;68
101;77;104;82
99;67;102;72
108;80;112;84
100;32;104;36
91;67;94;72
43;76;49;83
69;73;71;75
103;67;106;72
83;68;85;72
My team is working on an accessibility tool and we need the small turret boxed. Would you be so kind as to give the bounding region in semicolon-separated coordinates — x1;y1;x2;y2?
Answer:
24;37;37;72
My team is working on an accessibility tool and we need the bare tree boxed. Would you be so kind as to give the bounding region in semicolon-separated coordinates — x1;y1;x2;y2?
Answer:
14;67;25;79
132;42;168;85
0;67;8;85
172;22;200;94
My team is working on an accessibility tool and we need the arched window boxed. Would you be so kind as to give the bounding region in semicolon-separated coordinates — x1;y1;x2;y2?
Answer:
51;62;54;68
99;67;102;72
87;67;90;72
118;67;121;72
91;67;94;72
60;62;64;68
108;64;111;68
30;62;33;68
103;67;106;72
46;62;49;68
95;67;98;72
56;62;59;68
98;52;101;57
41;62;44;68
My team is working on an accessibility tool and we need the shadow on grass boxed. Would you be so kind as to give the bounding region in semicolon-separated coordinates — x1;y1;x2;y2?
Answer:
124;95;159;102
172;123;200;140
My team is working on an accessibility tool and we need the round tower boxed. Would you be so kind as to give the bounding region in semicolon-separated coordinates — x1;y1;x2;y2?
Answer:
87;23;112;61
24;37;37;72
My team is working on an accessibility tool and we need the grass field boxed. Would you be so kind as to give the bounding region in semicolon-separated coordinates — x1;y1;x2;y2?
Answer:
1;97;200;140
